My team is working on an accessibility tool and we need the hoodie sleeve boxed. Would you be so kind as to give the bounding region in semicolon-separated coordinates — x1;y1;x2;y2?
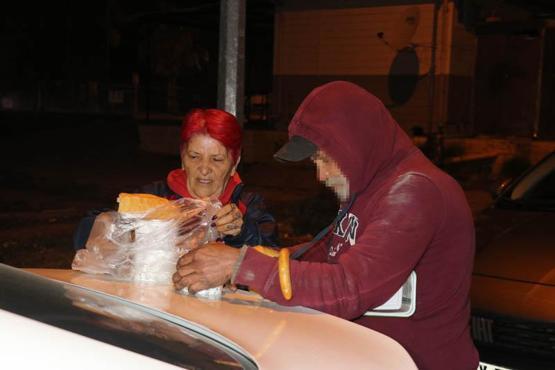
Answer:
233;174;442;319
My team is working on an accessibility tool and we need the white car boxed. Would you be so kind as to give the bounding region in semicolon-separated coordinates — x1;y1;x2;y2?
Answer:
0;264;417;369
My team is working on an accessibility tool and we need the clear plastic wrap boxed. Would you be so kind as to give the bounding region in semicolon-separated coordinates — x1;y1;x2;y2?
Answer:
72;197;223;298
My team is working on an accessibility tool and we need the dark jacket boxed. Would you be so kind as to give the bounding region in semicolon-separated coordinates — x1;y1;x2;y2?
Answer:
233;81;478;370
73;170;278;250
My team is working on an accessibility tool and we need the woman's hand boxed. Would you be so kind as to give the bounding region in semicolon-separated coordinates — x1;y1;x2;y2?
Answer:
212;203;243;236
173;242;240;293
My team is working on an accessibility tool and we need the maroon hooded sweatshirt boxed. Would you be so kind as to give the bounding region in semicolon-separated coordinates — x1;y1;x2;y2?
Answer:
234;81;479;369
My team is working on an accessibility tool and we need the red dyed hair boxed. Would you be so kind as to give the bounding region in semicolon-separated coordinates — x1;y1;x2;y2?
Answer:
180;109;242;162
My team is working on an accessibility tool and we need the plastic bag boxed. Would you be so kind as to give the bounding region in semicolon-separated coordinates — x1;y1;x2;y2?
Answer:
72;197;221;293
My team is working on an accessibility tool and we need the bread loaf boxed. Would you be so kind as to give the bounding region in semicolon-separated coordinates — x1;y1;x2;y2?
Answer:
117;193;169;213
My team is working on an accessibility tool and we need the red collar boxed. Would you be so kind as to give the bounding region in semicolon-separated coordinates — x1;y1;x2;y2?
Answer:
166;169;244;210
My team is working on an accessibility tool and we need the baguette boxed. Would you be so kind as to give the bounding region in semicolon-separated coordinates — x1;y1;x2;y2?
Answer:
117;193;169;213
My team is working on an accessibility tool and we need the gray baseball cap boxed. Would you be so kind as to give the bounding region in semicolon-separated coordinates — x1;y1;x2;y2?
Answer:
273;135;318;162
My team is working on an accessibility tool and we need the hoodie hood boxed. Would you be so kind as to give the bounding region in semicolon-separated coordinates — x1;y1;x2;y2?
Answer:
288;81;416;194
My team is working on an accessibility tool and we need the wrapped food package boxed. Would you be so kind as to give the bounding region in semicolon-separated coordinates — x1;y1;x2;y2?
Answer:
72;193;222;298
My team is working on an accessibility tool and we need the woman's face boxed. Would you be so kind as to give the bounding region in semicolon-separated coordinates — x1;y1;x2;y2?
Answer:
181;134;237;199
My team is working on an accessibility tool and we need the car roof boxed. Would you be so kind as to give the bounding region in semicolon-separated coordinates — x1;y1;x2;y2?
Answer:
19;266;417;370
0;264;255;369
0;308;182;370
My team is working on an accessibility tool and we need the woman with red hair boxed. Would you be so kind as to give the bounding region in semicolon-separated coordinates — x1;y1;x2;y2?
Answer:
74;108;277;249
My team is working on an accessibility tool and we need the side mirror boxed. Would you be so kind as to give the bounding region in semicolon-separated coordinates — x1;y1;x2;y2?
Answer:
490;178;512;199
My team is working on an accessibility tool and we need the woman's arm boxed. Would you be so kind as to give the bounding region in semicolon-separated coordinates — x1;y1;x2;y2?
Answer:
73;208;112;250
224;192;279;247
73;180;173;250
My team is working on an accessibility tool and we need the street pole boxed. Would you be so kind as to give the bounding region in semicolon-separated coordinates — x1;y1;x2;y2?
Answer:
217;0;246;126
428;0;440;136
428;0;443;166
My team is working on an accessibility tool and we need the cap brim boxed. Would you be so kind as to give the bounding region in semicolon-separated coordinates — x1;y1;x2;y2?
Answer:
274;135;317;162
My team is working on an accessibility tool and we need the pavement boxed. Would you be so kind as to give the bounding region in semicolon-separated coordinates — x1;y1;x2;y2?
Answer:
0;114;493;268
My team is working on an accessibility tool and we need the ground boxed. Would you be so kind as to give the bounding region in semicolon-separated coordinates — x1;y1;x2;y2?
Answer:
0;113;492;269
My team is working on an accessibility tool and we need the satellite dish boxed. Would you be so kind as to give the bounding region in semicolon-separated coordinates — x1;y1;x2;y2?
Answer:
383;7;421;105
388;47;419;105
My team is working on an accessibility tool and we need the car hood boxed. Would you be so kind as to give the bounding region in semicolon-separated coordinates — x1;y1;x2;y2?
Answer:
474;207;555;286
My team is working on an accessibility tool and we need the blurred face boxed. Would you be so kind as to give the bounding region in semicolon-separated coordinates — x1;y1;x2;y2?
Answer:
181;134;238;199
311;150;350;202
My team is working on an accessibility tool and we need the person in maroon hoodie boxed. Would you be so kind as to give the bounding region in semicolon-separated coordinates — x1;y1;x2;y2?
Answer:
173;81;479;370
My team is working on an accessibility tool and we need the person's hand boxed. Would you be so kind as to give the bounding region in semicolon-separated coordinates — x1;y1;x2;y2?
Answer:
212;203;243;237
176;229;206;254
173;242;241;293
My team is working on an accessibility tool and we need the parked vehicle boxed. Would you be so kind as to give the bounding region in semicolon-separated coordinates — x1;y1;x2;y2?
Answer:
0;263;416;370
471;151;555;370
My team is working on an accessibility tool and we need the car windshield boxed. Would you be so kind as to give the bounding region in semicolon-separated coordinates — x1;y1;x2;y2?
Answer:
0;265;257;370
501;152;555;211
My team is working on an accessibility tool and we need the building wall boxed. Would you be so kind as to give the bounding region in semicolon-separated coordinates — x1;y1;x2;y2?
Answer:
445;4;476;135
539;26;555;138
473;33;542;137
272;1;476;134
